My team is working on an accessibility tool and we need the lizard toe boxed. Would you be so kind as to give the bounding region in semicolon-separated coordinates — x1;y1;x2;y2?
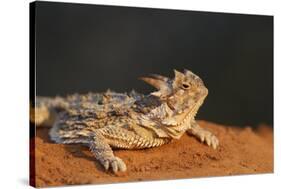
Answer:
103;160;109;170
102;156;127;173
115;157;127;172
211;135;219;149
198;130;219;149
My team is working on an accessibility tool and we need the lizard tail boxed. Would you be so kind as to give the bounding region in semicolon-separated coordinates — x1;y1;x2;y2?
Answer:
30;96;67;127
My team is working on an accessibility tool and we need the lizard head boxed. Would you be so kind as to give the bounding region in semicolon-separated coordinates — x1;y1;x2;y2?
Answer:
140;69;208;125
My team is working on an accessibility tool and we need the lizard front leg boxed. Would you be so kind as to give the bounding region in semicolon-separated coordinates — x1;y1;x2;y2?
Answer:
90;131;126;173
187;120;219;149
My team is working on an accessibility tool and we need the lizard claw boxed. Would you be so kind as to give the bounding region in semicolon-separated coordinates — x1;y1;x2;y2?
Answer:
197;130;219;149
101;156;127;173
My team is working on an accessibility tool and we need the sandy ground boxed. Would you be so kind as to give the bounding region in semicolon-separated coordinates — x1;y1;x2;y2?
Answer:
32;120;273;187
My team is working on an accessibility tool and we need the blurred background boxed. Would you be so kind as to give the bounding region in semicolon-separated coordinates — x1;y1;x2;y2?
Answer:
34;2;273;127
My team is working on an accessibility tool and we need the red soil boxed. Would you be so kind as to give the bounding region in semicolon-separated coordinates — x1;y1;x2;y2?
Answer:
33;120;273;187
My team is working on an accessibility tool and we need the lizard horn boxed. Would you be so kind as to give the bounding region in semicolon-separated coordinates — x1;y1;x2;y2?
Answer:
140;74;172;97
148;74;169;82
139;76;167;90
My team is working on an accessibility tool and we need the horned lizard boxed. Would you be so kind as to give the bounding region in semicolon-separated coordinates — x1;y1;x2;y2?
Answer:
31;69;219;173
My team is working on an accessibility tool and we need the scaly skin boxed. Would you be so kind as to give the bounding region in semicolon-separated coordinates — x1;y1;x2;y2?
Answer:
31;69;219;173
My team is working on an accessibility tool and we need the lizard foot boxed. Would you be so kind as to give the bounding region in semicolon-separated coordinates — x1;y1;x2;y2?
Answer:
197;129;219;149
101;156;127;173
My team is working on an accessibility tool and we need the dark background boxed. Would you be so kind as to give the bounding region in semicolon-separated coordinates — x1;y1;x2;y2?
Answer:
34;1;273;127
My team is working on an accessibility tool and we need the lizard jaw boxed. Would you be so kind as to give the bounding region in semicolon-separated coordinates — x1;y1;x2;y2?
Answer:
161;95;206;127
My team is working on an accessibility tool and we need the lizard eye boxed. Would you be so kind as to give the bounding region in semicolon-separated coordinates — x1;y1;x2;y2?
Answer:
182;83;190;89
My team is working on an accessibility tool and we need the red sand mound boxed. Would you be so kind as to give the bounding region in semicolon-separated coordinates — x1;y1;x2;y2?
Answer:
33;120;273;187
